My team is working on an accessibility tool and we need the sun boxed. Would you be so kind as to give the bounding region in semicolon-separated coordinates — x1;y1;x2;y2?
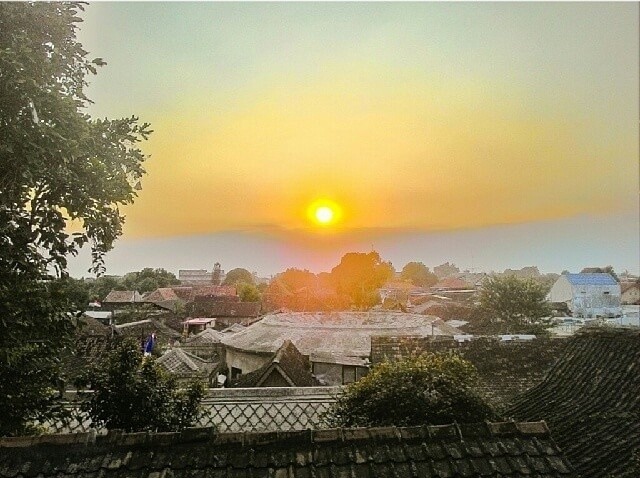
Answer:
307;199;342;227
315;206;334;224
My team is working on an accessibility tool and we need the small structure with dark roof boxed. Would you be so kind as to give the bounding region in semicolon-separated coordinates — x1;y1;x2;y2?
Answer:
0;421;575;477
181;328;225;360
156;348;220;386
101;290;143;311
229;340;318;388
191;299;261;329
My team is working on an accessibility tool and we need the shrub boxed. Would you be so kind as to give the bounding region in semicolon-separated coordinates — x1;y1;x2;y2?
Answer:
78;338;205;432
326;353;493;427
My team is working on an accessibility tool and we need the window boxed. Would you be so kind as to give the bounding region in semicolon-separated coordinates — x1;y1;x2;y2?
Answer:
342;366;357;384
231;367;242;379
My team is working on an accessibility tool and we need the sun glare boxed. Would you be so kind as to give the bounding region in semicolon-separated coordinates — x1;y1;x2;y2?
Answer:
307;199;342;227
315;206;334;224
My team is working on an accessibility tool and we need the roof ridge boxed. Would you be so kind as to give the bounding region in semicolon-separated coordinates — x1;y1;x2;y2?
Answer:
0;421;551;450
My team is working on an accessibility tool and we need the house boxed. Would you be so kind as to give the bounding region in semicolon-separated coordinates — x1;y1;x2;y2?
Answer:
507;328;640;478
547;273;622;318
101;290;143;311
621;281;640;305
156;348;220;386
178;263;225;285
182;317;215;336
181;328;225;360
0;421;576;477
222;311;461;386
142;287;184;312
192;300;261;330
378;280;422;302
432;277;473;291
229;340;319;387
114;318;181;350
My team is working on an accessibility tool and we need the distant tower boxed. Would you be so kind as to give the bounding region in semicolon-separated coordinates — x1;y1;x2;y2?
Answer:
212;262;222;285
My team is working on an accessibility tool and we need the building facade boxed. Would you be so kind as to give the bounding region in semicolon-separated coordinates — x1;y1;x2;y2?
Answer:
547;273;622;318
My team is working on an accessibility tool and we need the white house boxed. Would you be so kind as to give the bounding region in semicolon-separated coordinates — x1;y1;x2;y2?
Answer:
548;273;622;318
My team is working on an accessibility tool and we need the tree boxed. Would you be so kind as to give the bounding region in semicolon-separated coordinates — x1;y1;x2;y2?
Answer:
50;277;91;311
223;268;254;286
330;252;394;309
88;275;124;302
327;353;493;427
400;262;438;287
433;262;460;279
477;275;550;324
0;3;150;435
581;266;619;282
237;282;261;302
120;268;180;294
78;338;204;432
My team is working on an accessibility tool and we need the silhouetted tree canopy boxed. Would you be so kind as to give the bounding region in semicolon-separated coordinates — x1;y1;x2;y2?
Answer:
0;2;150;435
400;261;438;287
330;252;394;309
223;268;254;286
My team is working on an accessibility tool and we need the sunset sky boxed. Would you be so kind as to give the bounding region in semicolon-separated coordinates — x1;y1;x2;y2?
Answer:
69;2;639;277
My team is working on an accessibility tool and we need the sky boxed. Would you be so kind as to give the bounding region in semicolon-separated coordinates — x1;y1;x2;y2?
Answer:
68;2;639;278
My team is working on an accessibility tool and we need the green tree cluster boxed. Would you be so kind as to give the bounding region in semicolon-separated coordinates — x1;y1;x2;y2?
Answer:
327;353;493;427
119;268;180;295
330;252;394;309
400;261;438;287
477;275;550;324
78;338;204;432
223;268;254;286
0;2;150;435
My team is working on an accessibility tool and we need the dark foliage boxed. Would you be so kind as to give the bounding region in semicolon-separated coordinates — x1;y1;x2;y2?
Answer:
0;2;150;435
78;337;205;433
327;353;494;427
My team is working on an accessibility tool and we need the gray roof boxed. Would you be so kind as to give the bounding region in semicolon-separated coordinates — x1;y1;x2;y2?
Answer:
156;348;217;376
185;327;225;345
565;273;618;286
0;421;575;477
222;312;461;359
103;290;143;303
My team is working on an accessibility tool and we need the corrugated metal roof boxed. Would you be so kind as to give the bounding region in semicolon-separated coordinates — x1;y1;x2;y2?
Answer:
565;273;618;286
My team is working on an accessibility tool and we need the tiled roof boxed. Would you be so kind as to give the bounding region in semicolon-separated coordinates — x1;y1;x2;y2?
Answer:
193;285;237;297
222;312;462;358
103;290;143;303
143;287;180;303
114;319;181;343
230;340;319;388
78;315;112;336
172;286;196;301
507;328;640;478
621;282;640;293
0;421;575;477
185;328;225;345
371;335;567;409
564;273;618;286
433;277;472;290
222;323;246;334
156;348;217;376
193;300;261;317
